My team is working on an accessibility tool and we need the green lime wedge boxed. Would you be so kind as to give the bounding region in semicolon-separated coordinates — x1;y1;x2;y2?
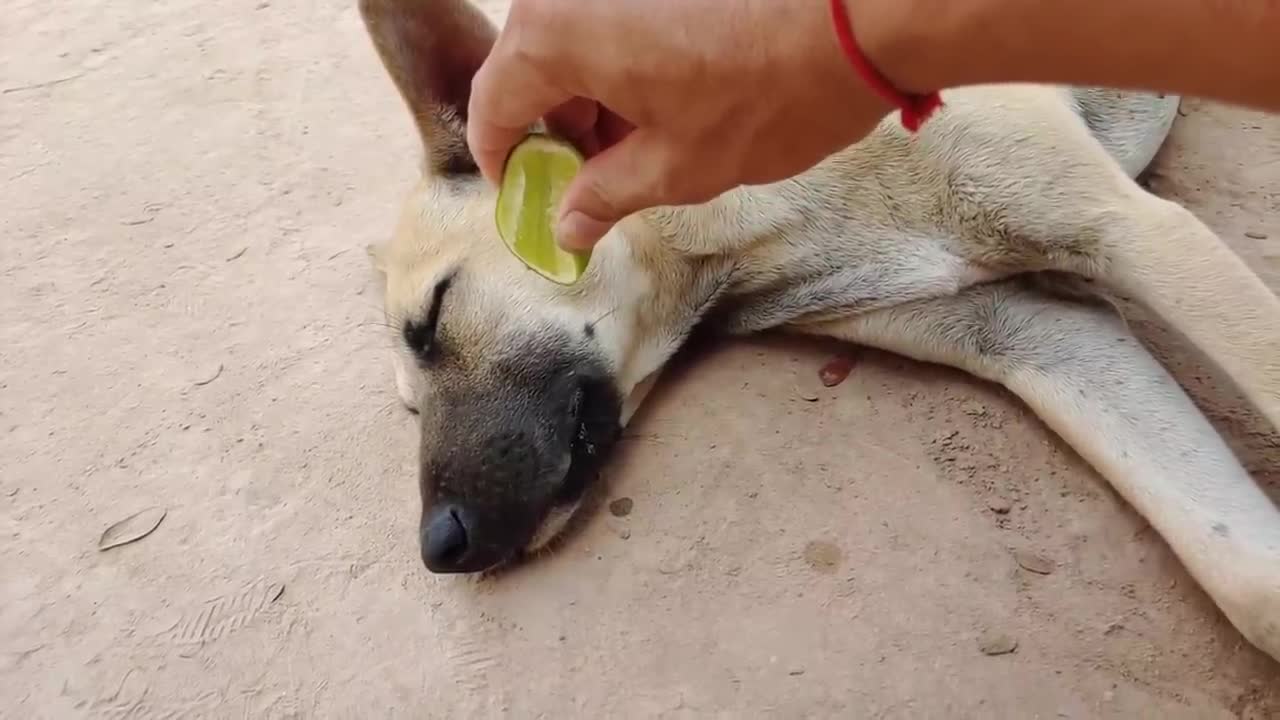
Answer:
495;134;591;285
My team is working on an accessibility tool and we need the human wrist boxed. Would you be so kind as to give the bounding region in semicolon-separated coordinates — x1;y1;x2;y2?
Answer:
760;0;896;128
842;0;1280;115
838;0;999;94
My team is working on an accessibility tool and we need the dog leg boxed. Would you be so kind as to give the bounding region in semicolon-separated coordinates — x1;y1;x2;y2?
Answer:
803;277;1280;662
907;89;1278;431
1093;193;1280;433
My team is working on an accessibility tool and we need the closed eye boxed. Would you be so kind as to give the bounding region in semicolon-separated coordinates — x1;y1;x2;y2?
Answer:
403;271;455;362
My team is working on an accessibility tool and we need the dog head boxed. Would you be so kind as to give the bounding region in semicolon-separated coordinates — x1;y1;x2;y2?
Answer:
359;0;724;573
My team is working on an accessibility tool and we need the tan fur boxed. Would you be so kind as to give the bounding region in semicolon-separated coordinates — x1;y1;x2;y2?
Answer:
359;0;1280;660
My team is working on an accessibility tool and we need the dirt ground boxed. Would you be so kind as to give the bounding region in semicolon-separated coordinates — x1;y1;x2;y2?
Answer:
4;0;1280;717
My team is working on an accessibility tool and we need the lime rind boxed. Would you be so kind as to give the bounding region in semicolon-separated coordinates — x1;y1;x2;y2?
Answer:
495;135;592;285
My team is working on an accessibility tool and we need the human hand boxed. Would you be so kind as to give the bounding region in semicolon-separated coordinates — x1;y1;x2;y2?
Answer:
466;0;900;251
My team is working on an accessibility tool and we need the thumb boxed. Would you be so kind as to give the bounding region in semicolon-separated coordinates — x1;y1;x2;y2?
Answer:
555;131;684;251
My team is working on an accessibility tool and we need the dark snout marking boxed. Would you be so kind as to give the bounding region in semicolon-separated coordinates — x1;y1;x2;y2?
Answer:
415;325;623;574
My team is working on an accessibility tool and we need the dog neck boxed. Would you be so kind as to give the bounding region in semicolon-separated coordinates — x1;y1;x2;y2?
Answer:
588;214;736;409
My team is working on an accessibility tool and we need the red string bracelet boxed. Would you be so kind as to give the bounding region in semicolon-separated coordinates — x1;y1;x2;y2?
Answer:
829;0;943;132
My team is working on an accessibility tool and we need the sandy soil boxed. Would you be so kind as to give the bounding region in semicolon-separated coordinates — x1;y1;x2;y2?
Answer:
3;1;1280;717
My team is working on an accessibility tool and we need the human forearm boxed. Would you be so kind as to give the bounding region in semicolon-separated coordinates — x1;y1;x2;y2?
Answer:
846;0;1280;111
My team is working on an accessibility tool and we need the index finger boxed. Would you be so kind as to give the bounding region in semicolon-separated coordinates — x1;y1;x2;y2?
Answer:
466;43;573;185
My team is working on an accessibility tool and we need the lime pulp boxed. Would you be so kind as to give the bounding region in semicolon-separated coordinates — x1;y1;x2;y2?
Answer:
494;134;591;285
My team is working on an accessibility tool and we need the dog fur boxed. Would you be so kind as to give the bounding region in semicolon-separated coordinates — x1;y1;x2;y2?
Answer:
358;0;1280;662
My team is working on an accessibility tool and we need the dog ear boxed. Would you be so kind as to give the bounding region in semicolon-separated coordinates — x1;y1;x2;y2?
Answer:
359;0;498;176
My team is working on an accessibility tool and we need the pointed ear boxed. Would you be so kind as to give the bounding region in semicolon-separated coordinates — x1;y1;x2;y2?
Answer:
359;0;498;176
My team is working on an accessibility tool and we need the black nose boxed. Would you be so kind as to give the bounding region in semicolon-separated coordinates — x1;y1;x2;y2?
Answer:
421;504;474;573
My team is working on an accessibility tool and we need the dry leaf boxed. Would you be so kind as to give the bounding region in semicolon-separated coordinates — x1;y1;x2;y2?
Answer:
98;507;167;551
192;364;223;387
1015;549;1055;575
794;383;821;402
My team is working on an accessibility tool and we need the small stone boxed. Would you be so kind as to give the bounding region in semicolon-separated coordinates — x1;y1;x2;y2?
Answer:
818;354;858;387
617;528;631;540
795;384;820;402
1015;550;1055;575
788;668;806;676
608;497;634;517
987;497;1013;514
978;631;1018;656
1244;230;1268;240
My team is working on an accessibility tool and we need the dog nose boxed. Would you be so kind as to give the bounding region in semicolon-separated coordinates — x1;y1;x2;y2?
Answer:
421;504;472;572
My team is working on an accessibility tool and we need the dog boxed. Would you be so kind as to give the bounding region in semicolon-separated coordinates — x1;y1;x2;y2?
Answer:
357;0;1280;662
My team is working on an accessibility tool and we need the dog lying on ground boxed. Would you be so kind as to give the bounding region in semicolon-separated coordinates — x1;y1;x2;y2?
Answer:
358;0;1280;662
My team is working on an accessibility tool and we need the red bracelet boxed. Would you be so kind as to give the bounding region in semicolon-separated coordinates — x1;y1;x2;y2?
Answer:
829;0;943;132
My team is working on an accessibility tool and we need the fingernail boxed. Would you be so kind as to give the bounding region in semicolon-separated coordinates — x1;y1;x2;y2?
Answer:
557;211;612;251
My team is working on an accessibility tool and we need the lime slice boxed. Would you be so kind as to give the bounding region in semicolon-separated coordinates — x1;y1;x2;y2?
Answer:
495;134;591;285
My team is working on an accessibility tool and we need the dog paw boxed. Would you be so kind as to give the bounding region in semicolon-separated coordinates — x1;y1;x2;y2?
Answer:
1219;577;1280;664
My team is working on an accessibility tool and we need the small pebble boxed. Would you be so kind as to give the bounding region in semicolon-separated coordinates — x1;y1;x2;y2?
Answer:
788;668;806;677
1015;550;1055;575
1244;230;1268;240
608;497;634;517
978;631;1018;656
818;354;857;387
987;497;1013;514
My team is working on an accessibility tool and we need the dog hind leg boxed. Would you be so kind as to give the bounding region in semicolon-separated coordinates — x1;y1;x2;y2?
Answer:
802;277;1280;662
916;88;1279;432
